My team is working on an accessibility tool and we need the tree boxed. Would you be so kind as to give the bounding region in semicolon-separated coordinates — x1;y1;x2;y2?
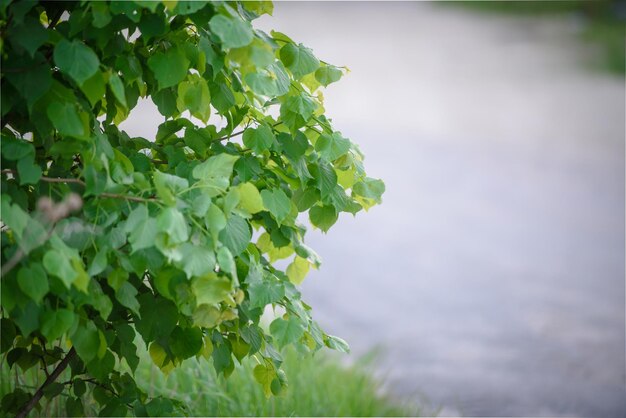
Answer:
0;1;384;416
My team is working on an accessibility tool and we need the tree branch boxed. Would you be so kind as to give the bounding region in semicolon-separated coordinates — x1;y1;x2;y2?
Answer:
1;170;158;203
16;348;76;418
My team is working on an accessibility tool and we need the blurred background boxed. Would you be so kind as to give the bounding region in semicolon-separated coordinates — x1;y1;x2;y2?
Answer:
256;2;625;417
119;2;626;416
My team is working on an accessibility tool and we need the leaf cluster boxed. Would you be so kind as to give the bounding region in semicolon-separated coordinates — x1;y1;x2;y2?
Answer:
0;1;384;416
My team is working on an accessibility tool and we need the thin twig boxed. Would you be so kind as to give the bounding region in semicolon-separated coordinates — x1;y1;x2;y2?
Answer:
16;348;76;418
1;170;158;203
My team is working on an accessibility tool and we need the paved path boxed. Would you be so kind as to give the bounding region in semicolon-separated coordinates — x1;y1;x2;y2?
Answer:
257;4;626;417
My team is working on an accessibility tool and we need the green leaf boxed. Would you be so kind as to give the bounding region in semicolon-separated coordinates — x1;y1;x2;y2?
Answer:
269;317;305;348
86;350;115;380
177;243;216;278
280;94;317;132
309;205;338;232
243;125;275;154
116;282;140;316
286;256;310;285
260;188;291;224
17;263;48;303
183;127;211;157
5;63;51;110
315;132;351;161
40;309;75;342
279;43;320;79
135;296;178;343
43;382;65;399
192;153;239;181
11;16;48;57
209;14;253;49
177;74;211;122
46;102;86;138
312;161;338;200
129;217;157;253
71;322;100;364
169;326;203;360
245;62;290;96
148;47;190;90
315;65;343;86
352;177;385;209
81;72;106;107
54;39;100;85
235;182;264;214
43;249;77;288
157;207;189;244
191;273;232;305
293;187;320;212
17;154;42;185
66;397;84;417
153;170;188;206
108;73;127;108
325;334;350;353
218;215;251;256
247;277;284;309
253;363;276;397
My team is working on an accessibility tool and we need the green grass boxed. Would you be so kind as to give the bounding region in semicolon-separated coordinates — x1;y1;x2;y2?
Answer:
445;1;625;75
1;347;420;417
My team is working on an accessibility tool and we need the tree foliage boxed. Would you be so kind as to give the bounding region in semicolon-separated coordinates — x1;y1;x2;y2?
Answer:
0;1;384;416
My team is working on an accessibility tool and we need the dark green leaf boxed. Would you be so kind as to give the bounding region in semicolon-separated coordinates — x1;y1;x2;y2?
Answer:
54;39;100;85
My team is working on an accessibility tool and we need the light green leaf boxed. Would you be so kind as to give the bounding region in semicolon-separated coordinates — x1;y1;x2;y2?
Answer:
129;217;158;253
325;335;350;353
177;74;211;122
157;208;189;244
253;363;276;398
153;170;188;206
43;249;77;288
192;153;239;181
54;39;100;85
279;43;320;79
191;273;232;305
236;182;264;214
260;188;291;224
177;243;216;278
209;14;254;49
87;250;108;276
286;256;310;285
